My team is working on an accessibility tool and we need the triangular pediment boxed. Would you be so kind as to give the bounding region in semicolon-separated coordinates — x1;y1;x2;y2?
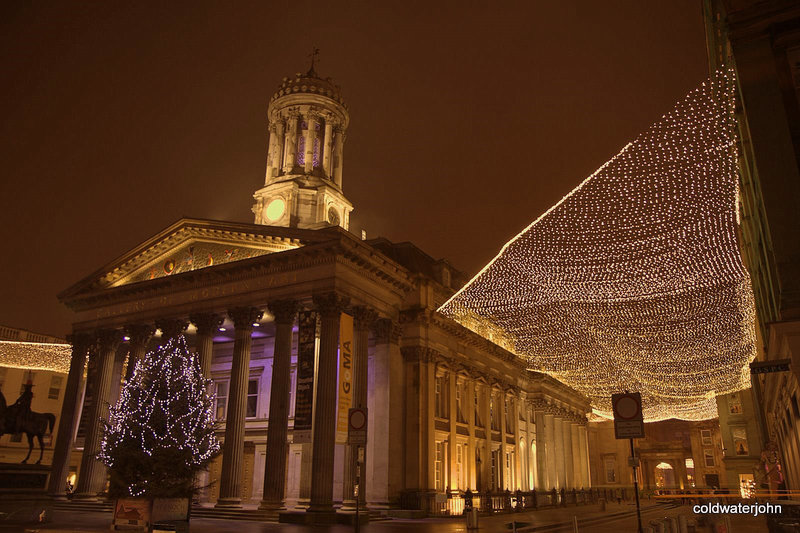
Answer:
61;218;325;297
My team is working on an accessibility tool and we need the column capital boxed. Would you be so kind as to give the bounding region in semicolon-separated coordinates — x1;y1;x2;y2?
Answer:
352;306;379;330
124;324;155;347
190;313;224;336
66;332;93;351
95;329;122;352
312;292;350;317
155;318;188;340
228;307;264;330
374;317;401;344
267;300;300;325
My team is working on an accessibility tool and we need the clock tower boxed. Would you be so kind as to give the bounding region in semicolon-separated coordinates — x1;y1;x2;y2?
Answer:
252;62;353;230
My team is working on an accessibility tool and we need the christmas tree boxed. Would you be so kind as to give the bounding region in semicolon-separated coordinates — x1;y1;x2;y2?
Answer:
100;335;220;498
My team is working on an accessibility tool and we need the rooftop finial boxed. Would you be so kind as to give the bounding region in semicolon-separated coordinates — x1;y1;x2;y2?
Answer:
307;47;320;77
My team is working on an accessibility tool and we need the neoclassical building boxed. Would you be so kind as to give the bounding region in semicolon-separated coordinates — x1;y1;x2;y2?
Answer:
49;66;591;519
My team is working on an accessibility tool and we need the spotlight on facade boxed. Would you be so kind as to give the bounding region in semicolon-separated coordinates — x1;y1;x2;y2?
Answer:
218;327;226;332
123;335;131;341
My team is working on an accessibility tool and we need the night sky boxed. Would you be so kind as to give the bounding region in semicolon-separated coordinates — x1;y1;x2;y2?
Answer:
0;2;709;338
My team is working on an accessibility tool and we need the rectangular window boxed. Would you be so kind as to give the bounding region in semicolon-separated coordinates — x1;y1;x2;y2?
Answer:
456;444;464;490
685;458;695;487
605;457;616;483
701;429;713;446
490;449;499;490
728;393;743;414
435;375;449;419
246;379;258;418
704;449;715;467
474;389;483;427
732;428;749;455
456;382;467;424
491;397;500;431
48;375;64;400
214;381;229;420
435;441;446;491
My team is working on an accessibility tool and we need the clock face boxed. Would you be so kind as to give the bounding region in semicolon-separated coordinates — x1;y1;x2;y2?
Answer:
265;198;286;222
327;206;340;226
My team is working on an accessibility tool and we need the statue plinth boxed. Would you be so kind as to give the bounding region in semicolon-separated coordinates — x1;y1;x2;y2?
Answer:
0;462;53;523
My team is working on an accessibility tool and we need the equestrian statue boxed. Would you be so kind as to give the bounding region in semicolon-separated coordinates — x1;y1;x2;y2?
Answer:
0;382;56;464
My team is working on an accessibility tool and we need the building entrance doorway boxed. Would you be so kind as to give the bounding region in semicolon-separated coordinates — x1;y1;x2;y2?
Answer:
654;462;675;488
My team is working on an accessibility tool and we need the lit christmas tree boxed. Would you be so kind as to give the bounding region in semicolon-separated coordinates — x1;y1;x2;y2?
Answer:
100;335;220;498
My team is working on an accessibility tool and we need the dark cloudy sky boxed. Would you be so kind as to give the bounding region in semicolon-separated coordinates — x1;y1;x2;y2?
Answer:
0;1;709;337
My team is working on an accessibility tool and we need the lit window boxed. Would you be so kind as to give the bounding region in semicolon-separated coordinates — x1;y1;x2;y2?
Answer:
214;381;229;420
435;441;447;491
456;382;467;424
474;389;483;427
685;458;695;487
48;375;63;400
246;379;258;418
435;375;449;419
701;429;713;446
704;450;715;467
728;393;743;415
732;427;749;455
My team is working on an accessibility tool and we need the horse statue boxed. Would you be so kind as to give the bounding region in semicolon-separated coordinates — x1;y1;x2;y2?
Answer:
0;386;56;465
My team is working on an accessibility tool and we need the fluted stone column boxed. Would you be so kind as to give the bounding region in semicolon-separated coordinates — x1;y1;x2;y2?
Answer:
545;413;557;489
216;307;263;507
283;113;299;173
190;313;223;379
259;300;299;510
342;306;377;510
48;333;91;497
571;422;582;488
123;324;154;382
579;424;591;488
563;418;574;489
308;292;349;514
75;329;121;499
333;128;344;187
304;114;317;173
534;410;548;490
554;416;566;490
323;121;334;177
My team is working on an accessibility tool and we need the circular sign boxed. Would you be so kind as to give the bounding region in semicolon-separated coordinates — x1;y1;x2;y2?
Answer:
614;394;641;420
349;408;367;430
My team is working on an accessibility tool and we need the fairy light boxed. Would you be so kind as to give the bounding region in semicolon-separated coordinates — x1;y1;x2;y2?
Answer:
0;340;72;373
99;335;220;497
440;68;756;422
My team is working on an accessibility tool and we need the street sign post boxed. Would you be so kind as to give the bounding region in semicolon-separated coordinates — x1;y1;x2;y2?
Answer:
612;392;644;533
348;407;367;445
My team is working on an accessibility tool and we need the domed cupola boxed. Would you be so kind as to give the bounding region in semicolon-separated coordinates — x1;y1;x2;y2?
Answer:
252;55;352;231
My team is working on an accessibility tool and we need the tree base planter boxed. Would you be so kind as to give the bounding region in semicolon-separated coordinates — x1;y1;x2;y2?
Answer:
112;497;190;532
0;463;53;524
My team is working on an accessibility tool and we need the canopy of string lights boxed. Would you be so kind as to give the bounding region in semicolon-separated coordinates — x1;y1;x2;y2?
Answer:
439;68;757;421
0;340;72;374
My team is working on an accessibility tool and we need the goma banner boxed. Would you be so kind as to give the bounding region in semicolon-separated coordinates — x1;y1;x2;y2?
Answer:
336;312;354;444
293;311;317;444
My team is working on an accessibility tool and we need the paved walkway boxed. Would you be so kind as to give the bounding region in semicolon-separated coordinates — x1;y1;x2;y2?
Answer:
7;501;774;533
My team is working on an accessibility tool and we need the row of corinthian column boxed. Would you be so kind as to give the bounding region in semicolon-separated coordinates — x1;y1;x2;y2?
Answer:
48;293;391;515
264;111;345;187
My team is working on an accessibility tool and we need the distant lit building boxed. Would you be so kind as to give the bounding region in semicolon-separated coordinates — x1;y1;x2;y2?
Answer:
0;325;76;476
